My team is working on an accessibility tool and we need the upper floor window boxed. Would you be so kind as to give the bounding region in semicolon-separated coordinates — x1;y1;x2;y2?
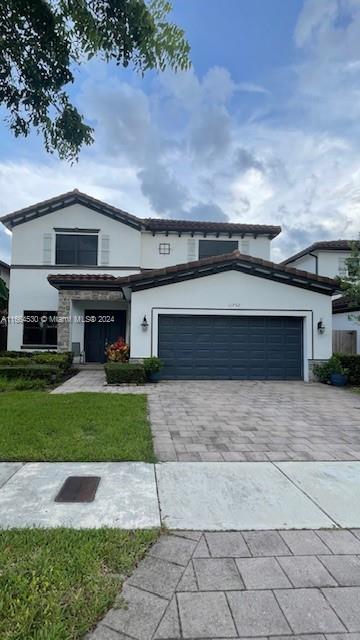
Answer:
55;234;98;266
23;310;57;346
198;239;238;259
159;242;171;255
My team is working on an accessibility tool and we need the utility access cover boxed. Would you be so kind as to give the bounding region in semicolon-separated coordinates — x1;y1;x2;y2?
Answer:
55;476;101;503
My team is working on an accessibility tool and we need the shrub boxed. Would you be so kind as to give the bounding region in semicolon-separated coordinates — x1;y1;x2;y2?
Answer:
0;351;35;358
0;365;60;382
143;357;164;375
0;357;30;366
337;354;360;385
105;337;130;363
313;352;357;384
31;353;72;369
0;351;73;370
104;363;146;385
0;377;48;392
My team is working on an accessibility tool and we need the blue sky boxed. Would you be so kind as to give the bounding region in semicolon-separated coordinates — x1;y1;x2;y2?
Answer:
1;0;360;263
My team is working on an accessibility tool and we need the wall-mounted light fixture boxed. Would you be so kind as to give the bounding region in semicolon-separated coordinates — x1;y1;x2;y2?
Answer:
317;319;325;334
141;315;149;331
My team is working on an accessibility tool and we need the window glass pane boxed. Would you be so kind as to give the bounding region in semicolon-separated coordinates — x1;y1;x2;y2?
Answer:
56;234;98;265
159;243;170;255
198;240;238;259
57;235;76;250
23;311;57;346
78;235;97;250
56;249;76;264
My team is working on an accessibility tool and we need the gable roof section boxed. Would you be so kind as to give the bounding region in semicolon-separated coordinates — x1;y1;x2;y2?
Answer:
0;259;9;270
0;189;281;237
0;190;143;231
48;250;338;295
332;295;360;314
282;240;359;265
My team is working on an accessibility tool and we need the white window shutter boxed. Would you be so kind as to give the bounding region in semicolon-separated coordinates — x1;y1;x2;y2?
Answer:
43;233;52;264
240;239;250;255
100;235;110;265
187;238;197;262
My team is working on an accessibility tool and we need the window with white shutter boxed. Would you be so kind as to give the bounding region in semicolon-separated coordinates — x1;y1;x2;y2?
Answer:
187;238;197;261
100;235;110;265
240;239;250;255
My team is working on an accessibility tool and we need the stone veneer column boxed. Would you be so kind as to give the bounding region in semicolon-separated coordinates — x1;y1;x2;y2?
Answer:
57;290;72;352
56;289;125;352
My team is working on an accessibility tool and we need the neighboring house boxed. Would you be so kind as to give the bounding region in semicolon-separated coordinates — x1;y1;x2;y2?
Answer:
332;295;360;354
0;190;337;381
0;259;10;289
282;240;360;354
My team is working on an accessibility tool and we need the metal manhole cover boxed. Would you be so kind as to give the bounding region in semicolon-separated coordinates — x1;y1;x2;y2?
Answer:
55;476;101;503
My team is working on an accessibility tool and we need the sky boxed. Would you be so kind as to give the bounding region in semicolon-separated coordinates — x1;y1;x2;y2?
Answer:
1;0;360;263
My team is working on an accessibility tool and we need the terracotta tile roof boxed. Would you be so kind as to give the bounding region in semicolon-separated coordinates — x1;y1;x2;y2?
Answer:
0;189;142;230
282;240;360;265
332;295;360;314
48;273;117;282
47;273;118;289
0;189;281;237
48;251;338;295
115;250;337;290
143;218;281;237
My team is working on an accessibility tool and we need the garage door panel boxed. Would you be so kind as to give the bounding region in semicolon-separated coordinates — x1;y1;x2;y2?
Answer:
158;315;303;380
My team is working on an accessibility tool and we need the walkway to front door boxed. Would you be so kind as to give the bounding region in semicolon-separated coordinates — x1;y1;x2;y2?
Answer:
53;373;360;463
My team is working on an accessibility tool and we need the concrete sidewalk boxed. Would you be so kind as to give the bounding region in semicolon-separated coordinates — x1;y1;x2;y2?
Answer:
0;460;359;530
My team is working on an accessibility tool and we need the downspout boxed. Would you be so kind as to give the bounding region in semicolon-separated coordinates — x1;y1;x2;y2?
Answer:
309;252;318;274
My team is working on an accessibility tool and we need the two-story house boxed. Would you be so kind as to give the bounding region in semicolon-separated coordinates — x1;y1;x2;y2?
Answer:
282;240;360;353
0;190;337;380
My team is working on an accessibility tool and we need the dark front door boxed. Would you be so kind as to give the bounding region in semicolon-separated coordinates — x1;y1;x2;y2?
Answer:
158;314;303;380
84;310;126;362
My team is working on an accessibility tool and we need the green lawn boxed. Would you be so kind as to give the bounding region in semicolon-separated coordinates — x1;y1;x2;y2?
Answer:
0;528;159;640
0;392;155;462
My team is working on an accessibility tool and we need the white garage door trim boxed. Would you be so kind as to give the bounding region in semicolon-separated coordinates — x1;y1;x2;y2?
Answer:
150;307;313;382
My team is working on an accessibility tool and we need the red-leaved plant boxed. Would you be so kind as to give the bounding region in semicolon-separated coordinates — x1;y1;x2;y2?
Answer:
105;337;130;363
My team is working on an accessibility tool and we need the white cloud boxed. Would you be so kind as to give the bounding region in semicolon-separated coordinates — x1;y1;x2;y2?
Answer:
1;1;360;264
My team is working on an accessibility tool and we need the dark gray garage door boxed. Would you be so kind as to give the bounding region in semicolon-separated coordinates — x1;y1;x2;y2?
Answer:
158;315;303;380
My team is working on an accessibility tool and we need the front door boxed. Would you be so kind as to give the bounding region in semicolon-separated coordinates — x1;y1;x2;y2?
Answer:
84;310;126;363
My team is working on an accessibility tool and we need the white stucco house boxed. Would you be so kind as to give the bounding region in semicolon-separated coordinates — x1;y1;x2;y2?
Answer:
0;190;337;381
282;240;360;354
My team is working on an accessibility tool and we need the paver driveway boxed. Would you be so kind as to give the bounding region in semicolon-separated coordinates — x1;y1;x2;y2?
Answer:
88;528;360;640
54;373;360;463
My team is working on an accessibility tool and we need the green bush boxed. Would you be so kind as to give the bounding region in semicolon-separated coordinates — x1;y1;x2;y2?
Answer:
0;351;35;358
0;357;30;366
143;357;164;375
0;377;48;392
313;352;360;384
104;363;146;385
337;354;360;385
0;365;60;382
31;353;72;369
0;351;73;370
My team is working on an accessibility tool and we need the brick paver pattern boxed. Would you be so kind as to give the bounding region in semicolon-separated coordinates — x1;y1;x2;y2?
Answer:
87;528;360;639
55;371;360;462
